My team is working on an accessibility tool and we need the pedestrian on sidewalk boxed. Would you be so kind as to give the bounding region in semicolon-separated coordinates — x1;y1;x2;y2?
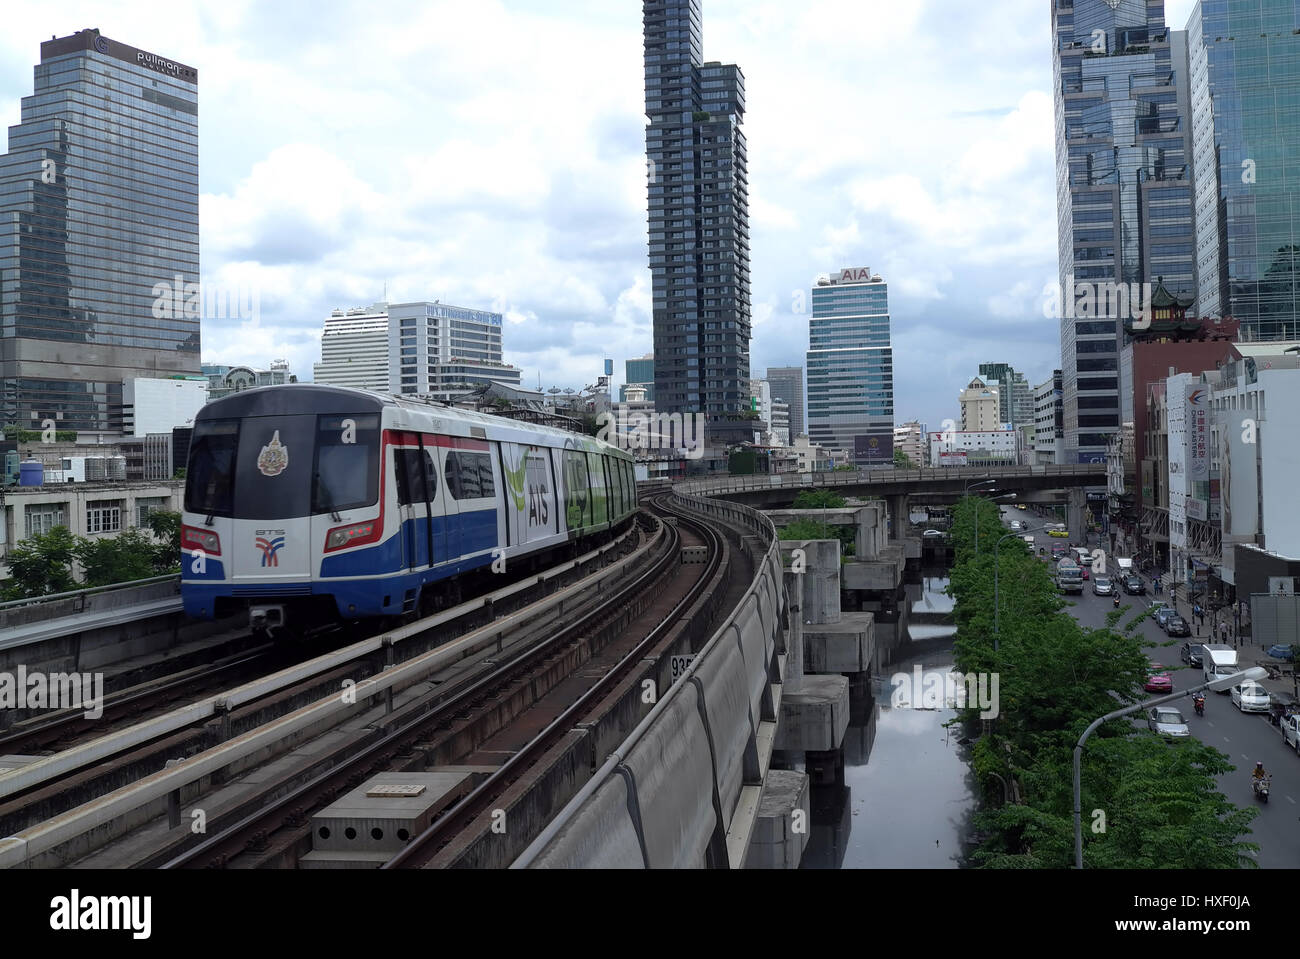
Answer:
1219;621;1229;645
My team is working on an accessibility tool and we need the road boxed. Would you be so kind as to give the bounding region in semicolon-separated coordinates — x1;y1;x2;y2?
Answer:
999;505;1299;868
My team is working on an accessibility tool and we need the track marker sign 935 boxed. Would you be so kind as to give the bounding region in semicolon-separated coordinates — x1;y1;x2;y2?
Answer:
670;655;696;684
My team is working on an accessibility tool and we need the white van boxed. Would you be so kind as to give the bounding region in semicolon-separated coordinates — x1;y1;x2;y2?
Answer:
1201;644;1239;691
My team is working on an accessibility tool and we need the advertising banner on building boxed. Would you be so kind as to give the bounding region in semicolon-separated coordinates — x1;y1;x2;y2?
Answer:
854;431;893;465
939;450;968;467
1187;383;1208;480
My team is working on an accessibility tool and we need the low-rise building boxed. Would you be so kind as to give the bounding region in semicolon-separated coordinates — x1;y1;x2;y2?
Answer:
927;429;1019;467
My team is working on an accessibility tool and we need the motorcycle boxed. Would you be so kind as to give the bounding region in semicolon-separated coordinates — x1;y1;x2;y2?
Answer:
1252;775;1271;803
1113;595;1120;609
1192;693;1205;717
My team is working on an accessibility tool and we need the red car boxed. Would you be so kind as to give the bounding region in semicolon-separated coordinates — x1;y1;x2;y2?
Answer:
1144;664;1173;694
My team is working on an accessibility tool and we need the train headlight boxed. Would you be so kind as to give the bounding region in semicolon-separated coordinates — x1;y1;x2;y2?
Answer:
325;521;377;551
182;525;221;556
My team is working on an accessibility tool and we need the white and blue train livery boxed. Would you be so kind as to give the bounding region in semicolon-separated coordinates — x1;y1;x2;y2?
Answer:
181;385;637;635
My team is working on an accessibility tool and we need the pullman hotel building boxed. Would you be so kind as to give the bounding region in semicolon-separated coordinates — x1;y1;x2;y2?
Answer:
0;28;200;435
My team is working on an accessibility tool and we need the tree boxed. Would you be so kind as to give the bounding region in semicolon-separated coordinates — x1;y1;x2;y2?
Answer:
145;510;183;574
792;490;846;510
75;528;158;587
2;526;80;600
893;447;916;469
946;495;1257;868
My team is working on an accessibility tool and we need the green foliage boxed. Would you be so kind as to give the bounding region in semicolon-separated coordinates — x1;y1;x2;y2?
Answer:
893;447;916;469
145;509;182;574
75;528;158;586
777;519;853;557
947;495;1257;868
1;511;182;599
172;467;187;479
2;526;80;600
832;464;856;472
792;490;846;510
1;425;78;442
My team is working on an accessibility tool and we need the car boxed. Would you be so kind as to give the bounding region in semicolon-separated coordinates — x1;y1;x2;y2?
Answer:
1267;644;1297;660
1080;566;1089;580
1231;681;1270;713
1152;605;1173;628
1144;664;1173;693
922;529;943;537
1179;642;1203;668
1147;706;1190;739
1164;615;1191;638
1048;528;1070;538
1282;714;1300;753
1016;504;1027;510
1022;535;1036;546
1009;520;1023;531
1123;576;1146;595
1092;576;1113;596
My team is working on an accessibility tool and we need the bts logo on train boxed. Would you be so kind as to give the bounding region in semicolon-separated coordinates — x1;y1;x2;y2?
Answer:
255;532;286;567
181;385;637;638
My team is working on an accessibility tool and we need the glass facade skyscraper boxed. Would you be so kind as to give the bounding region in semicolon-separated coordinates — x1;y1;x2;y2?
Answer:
1052;1;1196;463
0;29;200;434
806;268;894;464
643;0;751;428
1186;0;1300;340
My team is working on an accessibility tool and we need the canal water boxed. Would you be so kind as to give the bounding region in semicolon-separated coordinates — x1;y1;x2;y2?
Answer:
800;571;979;869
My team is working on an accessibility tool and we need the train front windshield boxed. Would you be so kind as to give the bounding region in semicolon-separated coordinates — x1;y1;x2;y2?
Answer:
186;414;380;519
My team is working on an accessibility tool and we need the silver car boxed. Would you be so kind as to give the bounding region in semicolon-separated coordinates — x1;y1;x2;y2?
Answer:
1147;706;1190;738
1231;681;1271;713
1092;576;1113;596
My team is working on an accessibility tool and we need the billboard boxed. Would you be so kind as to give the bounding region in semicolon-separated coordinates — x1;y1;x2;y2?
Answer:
939;450;968;467
854;431;893;465
1187;383;1208;480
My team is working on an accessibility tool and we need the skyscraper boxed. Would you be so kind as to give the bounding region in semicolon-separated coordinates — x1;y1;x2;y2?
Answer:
806;267;894;465
766;366;804;439
643;0;751;435
0;29;200;434
1052;1;1196;463
1186;0;1300;340
621;353;655;402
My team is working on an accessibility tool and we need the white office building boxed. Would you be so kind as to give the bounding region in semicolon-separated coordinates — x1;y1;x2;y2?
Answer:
959;377;1001;432
120;377;208;437
314;301;522;400
928;429;1019;467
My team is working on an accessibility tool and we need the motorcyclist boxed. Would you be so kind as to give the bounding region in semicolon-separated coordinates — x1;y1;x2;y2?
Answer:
1252;761;1267;781
1112;594;1120;608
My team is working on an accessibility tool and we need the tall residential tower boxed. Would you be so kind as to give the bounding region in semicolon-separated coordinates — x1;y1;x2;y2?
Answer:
0;29;200;434
643;0;751;436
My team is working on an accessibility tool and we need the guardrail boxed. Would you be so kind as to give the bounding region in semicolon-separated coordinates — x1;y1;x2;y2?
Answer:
0;574;180;612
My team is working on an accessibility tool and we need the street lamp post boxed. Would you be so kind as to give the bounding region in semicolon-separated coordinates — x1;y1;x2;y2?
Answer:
1072;666;1269;868
963;479;997;554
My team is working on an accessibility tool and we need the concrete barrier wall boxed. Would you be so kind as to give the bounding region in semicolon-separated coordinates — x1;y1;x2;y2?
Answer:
517;488;785;869
0;577;180;630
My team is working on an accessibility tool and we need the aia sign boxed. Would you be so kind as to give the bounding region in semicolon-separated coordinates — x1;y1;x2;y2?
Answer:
256;535;286;567
838;267;873;282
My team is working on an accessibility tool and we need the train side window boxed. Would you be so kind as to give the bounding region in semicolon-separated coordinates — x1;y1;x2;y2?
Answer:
445;451;492;500
396;449;428;506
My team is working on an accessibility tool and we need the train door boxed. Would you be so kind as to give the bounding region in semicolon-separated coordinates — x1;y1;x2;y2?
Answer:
438;444;463;564
422;445;448;567
393;442;425;572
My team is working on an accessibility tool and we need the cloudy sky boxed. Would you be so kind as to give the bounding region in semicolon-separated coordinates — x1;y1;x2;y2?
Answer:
0;0;1200;431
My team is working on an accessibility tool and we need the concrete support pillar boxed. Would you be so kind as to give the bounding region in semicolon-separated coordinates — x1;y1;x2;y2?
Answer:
799;539;841;625
1068;486;1087;543
885;494;908;545
782;568;805;694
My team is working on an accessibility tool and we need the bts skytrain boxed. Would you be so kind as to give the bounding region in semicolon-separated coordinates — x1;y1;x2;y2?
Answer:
181;385;637;635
